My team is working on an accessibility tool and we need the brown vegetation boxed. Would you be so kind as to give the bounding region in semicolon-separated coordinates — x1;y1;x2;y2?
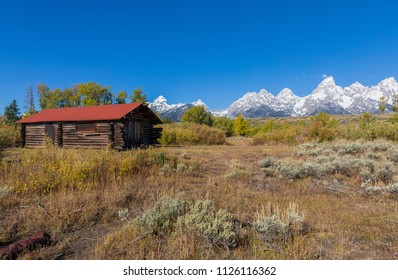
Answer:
1;135;398;259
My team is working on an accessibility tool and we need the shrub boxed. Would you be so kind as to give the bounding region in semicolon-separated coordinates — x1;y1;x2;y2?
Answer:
181;106;213;126
0;185;14;198
359;112;376;129
176;163;188;173
389;113;398;124
0;125;20;149
254;214;288;242
213;116;235;137
374;165;394;183
308;113;339;142
254;203;307;243
252;120;303;145
224;159;253;180
361;181;398;195
1;148;173;193
118;208;130;222
258;157;278;168
336;143;363;155
368;142;392;152
387;148;398;163
159;123;226;145
137;196;188;234
177;200;240;248
276;161;319;180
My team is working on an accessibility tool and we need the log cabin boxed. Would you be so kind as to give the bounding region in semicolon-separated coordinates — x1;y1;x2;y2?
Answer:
17;103;162;150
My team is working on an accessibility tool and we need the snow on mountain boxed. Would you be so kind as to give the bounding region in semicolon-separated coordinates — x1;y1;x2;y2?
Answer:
344;82;368;97
224;89;281;118
192;99;210;111
346;77;398;114
149;96;210;121
150;76;398;120
365;77;398;101
294;76;353;116
274;88;301;114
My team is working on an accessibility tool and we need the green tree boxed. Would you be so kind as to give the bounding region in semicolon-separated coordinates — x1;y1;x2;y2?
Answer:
4;100;20;125
391;94;398;112
131;87;147;103
76;82;113;106
60;87;80;107
378;96;387;114
213;116;234;136
116;90;127;104
37;83;59;109
181;106;213;126
233;114;251;136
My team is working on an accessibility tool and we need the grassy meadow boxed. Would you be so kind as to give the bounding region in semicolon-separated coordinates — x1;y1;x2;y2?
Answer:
1;113;398;259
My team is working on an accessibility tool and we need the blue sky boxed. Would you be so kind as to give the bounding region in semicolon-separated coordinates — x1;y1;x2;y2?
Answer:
1;0;398;113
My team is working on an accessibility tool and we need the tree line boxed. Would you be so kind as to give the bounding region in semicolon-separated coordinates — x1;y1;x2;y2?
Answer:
180;105;251;136
1;82;147;125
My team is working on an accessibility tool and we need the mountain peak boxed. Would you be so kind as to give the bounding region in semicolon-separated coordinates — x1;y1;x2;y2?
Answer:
258;89;271;95
277;88;294;97
318;76;336;87
350;81;365;87
149;76;398;120
379;77;398;88
152;95;168;105
192;99;207;107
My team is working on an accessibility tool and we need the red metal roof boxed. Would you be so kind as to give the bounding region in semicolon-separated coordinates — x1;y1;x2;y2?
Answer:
17;103;143;124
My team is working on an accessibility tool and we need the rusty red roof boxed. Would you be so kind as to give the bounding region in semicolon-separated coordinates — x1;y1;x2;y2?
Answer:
17;103;144;124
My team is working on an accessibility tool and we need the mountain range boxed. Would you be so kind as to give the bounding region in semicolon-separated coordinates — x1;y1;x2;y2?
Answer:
149;76;398;121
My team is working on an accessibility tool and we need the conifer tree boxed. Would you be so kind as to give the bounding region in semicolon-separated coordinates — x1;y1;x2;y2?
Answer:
4;100;20;125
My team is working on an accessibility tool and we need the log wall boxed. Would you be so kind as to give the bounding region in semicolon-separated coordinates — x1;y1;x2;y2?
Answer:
25;124;45;148
62;122;111;148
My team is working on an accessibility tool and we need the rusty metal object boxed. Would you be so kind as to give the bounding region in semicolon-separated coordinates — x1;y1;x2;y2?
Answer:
0;231;51;259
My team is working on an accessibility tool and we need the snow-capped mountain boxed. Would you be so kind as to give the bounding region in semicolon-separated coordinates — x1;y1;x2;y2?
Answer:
346;78;398;114
149;76;398;120
293;76;352;116
274;88;301;115
149;96;209;121
225;89;281;118
192;99;210;111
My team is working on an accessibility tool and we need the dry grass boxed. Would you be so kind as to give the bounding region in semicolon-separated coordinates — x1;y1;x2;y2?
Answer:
1;137;398;259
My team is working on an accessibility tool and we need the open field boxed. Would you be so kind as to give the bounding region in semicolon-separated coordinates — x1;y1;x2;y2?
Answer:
1;137;398;260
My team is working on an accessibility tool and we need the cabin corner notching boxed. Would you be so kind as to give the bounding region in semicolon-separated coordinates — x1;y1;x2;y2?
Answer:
17;103;162;150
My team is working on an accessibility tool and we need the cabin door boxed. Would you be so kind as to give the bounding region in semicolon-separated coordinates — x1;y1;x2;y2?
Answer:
124;121;143;149
45;124;56;144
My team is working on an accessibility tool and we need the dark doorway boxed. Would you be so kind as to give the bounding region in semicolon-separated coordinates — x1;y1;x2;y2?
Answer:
123;121;143;149
45;124;55;143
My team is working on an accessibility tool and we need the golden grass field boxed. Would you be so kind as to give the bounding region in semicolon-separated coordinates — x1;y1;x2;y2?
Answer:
1;136;398;260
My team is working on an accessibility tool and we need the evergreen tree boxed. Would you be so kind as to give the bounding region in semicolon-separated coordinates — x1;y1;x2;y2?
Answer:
4;100;20;125
181;106;213;126
233;114;251;136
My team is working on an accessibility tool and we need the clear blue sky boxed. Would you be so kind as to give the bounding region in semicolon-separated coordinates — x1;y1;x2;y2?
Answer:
1;0;398;113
